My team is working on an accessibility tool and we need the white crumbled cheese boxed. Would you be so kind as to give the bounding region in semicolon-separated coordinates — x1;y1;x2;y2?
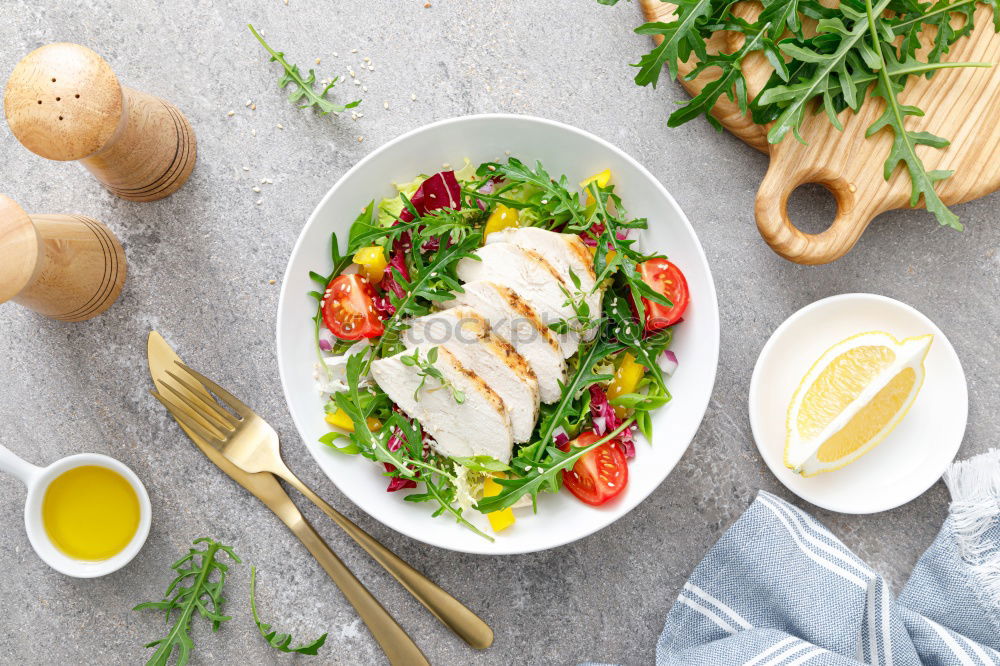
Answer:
315;339;371;394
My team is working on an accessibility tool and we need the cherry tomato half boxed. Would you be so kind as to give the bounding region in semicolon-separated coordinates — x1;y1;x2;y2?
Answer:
561;431;629;506
322;274;384;340
638;258;689;331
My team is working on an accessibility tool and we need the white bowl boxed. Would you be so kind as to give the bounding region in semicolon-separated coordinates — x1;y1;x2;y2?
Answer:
276;114;720;554
749;293;968;514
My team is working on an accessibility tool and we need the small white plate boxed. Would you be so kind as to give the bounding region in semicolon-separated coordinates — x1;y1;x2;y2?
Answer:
749;293;967;514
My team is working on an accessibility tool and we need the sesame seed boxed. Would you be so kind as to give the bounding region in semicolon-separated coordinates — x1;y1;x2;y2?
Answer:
487;165;496;171
410;93;417;101
358;136;364;142
226;110;234;117
251;128;257;136
245;100;251;107
242;165;250;171
250;103;256;110
349;69;355;78
383;101;389;109
424;2;431;7
362;86;367;92
255;199;262;205
269;279;276;285
541;199;549;204
315;57;321;64
354;79;361;86
252;186;261;192
276;123;284;129
363;57;370;63
351;48;358;53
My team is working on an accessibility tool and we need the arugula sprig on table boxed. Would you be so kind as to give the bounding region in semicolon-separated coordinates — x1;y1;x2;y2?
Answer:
248;24;360;115
250;567;328;655
602;0;999;230
133;538;240;666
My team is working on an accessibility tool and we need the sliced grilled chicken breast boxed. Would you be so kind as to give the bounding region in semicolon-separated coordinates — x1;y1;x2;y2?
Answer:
486;228;603;340
442;281;566;403
371;347;514;462
457;243;581;358
402;308;539;442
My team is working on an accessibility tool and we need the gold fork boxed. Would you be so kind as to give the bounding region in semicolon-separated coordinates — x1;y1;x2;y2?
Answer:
147;334;493;657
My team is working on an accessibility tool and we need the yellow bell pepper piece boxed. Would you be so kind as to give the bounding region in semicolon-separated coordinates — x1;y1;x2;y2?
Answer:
484;204;519;236
606;352;645;418
580;169;612;189
325;408;381;433
483;474;515;532
352;246;388;284
581;169;612;206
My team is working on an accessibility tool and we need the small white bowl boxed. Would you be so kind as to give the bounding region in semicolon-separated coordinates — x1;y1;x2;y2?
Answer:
749;293;968;514
1;448;151;578
276;114;720;554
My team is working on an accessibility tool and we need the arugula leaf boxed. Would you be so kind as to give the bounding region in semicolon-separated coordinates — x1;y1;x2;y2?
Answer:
525;336;622;463
375;230;482;359
400;346;466;403
452;455;511;472
766;1;891;144
632;0;713;86
248;24;360;115
476;158;588;231
670;25;770;130
250;567;327;655
134;538;240;666
863;0;962;229
477;419;634;513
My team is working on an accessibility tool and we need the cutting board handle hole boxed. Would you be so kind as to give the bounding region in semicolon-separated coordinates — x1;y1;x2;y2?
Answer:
785;183;839;235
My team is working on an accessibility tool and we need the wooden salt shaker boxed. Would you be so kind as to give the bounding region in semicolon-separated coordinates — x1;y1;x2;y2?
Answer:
0;195;127;321
4;43;196;201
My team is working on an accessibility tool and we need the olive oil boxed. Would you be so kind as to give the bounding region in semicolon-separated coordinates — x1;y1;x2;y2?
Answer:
42;465;140;560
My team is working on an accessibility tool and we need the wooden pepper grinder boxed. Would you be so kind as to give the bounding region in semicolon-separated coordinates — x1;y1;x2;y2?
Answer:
4;43;196;201
0;195;127;321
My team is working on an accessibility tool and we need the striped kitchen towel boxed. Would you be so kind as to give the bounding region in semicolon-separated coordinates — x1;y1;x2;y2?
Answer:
657;449;1000;666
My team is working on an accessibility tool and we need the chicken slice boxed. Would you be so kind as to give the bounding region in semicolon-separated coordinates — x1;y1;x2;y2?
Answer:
485;228;603;340
371;347;514;463
456;243;581;357
441;281;567;404
402;308;539;442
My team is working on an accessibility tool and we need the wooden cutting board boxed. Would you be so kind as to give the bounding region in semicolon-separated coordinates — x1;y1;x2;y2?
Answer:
639;1;1000;264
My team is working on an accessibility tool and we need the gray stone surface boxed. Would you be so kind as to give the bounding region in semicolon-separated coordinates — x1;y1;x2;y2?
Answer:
0;1;996;664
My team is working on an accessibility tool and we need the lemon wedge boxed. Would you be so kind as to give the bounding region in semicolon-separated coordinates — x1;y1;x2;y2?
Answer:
784;331;932;477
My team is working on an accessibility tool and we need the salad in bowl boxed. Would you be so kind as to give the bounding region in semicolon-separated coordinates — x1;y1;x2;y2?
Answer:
308;157;689;541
